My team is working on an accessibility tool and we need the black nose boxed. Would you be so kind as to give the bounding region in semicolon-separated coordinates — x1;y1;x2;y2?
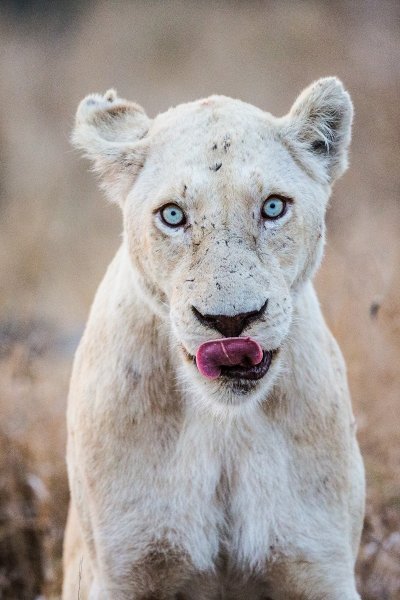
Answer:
192;300;268;338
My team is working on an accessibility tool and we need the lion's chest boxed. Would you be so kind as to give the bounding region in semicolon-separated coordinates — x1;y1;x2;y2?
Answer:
105;416;296;571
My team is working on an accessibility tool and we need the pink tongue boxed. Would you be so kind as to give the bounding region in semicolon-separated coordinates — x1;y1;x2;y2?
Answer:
196;337;263;380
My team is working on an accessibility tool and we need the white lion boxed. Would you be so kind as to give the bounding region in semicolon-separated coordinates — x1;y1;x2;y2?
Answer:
63;78;365;600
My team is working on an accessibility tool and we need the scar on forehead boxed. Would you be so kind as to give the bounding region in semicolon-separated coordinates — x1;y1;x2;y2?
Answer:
209;162;222;172
212;134;231;153
222;134;231;152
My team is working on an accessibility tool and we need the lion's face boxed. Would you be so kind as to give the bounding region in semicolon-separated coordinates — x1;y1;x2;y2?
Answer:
123;99;329;409
73;81;352;412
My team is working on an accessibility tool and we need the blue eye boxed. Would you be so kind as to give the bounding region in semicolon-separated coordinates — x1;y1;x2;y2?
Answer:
160;204;186;227
262;196;287;220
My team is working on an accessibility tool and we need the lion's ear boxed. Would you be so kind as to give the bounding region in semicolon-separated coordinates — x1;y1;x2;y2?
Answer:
72;89;151;203
281;77;353;183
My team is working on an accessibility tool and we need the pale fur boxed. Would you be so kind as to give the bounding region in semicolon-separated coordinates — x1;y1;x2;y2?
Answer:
63;78;365;599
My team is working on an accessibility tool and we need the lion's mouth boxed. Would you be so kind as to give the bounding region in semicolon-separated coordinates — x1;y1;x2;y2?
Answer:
182;338;278;382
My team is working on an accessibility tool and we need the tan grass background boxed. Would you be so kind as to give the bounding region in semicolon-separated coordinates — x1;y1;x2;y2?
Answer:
0;1;399;598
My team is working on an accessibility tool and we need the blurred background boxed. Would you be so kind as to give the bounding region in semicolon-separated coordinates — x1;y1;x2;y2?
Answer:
0;1;399;598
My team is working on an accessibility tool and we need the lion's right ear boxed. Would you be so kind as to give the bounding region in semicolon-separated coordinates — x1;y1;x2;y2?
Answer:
72;89;151;203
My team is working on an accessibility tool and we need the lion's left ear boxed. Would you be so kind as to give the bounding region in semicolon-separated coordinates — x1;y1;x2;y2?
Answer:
281;77;353;183
72;89;151;204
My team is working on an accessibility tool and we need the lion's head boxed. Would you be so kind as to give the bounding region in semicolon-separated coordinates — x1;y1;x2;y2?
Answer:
73;79;352;413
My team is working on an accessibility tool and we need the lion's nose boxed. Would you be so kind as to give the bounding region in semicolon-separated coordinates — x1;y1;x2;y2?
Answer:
191;300;268;338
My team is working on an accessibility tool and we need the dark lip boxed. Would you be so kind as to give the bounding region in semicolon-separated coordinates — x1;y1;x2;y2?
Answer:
182;347;279;382
220;349;275;381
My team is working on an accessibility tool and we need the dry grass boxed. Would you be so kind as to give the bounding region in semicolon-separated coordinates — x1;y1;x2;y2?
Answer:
0;1;399;598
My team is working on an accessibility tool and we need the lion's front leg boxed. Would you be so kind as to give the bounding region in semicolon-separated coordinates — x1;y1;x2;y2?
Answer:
83;533;198;600
267;554;360;600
